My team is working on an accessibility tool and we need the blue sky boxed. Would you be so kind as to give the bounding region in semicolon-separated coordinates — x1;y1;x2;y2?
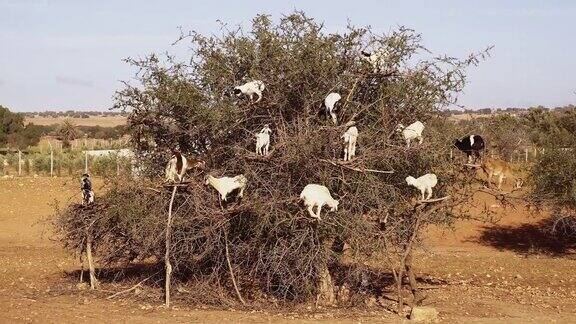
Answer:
1;0;575;111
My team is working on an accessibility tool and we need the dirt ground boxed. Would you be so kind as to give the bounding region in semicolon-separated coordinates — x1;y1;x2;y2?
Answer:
0;177;574;323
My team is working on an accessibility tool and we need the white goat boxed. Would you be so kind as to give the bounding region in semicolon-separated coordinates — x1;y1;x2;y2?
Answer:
323;92;341;124
396;121;424;148
406;173;438;200
342;126;359;161
255;124;272;156
299;184;339;220
234;80;265;103
205;174;247;202
361;48;389;73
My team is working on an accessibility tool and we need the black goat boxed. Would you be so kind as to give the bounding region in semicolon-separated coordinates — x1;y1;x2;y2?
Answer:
454;135;485;163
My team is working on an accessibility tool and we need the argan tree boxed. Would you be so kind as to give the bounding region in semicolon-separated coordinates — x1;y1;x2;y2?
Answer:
57;12;492;314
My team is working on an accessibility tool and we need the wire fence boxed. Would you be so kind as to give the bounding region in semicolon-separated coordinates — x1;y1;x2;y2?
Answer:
1;149;134;178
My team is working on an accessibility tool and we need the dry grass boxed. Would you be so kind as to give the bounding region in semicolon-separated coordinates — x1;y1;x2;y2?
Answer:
26;116;127;127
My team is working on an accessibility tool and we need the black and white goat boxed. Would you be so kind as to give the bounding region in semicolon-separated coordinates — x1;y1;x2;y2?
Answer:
454;135;485;163
255;124;272;156
81;173;94;205
234;80;265;103
320;92;341;124
165;150;206;182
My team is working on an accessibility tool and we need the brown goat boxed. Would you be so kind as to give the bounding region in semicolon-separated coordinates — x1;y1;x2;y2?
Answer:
481;158;523;189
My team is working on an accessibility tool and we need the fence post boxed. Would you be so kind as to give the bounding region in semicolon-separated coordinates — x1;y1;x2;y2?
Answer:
49;142;54;177
18;150;22;176
85;151;88;174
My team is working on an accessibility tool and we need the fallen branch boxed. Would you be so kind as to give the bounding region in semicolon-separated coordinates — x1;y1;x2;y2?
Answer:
478;187;524;199
319;159;394;174
464;163;481;168
107;275;156;299
416;196;451;205
163;181;193;188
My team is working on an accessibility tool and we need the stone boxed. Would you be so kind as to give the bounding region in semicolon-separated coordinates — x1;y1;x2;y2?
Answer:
76;282;89;291
336;284;350;304
364;296;377;307
410;306;439;323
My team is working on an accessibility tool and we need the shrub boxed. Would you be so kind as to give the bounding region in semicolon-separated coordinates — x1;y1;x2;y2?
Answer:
530;146;576;239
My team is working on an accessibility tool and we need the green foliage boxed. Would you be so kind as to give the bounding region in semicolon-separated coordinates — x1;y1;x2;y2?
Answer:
530;147;576;209
523;107;576;147
0;105;46;149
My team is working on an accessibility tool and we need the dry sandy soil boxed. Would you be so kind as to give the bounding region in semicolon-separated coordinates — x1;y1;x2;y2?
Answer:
0;177;574;323
25;116;126;127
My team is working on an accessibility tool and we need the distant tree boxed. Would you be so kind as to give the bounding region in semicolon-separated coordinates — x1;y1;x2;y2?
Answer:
57;119;80;149
0;105;25;146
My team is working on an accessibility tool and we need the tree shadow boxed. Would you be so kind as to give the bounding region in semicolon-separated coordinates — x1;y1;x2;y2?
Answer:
471;218;576;256
66;262;164;285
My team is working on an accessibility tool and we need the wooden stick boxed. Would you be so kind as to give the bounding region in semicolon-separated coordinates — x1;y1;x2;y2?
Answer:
416;196;451;205
145;187;162;193
319;159;394;174
86;231;99;289
107;275;154;299
162;181;192;187
224;230;246;305
165;185;178;308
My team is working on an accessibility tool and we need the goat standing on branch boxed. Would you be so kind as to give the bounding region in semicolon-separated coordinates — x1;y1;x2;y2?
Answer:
406;173;438;200
342;125;359;161
165;150;206;183
454;135;485;164
234;80;265;103
396;121;424;148
81;173;94;205
361;48;389;73
321;92;341;125
205;174;248;202
255;124;272;156
299;184;339;220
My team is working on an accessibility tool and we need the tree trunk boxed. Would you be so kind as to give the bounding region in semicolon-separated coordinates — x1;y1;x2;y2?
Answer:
165;185;178;308
316;264;335;306
404;248;423;305
85;231;99;289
